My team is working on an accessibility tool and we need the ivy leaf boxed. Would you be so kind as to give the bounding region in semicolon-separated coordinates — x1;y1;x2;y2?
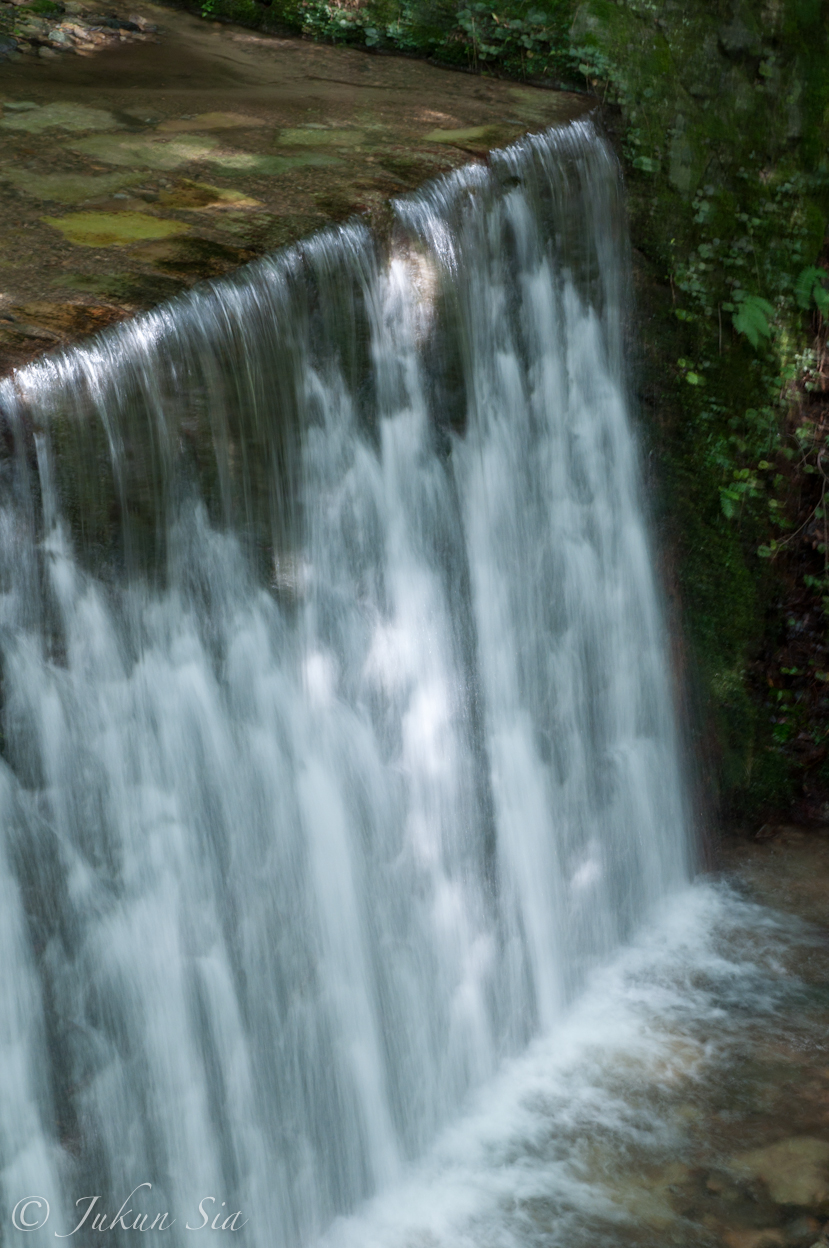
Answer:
732;294;774;349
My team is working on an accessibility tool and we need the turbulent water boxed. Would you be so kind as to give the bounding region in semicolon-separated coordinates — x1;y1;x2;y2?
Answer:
0;119;693;1246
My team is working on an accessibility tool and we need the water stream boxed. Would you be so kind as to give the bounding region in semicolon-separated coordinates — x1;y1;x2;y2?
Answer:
0;119;774;1248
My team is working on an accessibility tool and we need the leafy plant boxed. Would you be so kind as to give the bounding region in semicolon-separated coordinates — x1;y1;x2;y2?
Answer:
456;3;565;75
795;266;829;318
732;294;775;349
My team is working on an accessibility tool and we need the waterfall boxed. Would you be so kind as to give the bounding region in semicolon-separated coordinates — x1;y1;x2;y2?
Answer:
0;118;689;1246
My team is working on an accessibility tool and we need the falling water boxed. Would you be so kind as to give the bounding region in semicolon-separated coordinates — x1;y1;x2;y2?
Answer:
0;119;691;1246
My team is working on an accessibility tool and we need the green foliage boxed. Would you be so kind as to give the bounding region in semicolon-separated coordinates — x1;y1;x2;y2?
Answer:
554;0;828;815
795;265;829;317
732;295;775;350
200;0;263;22
454;3;570;74
196;0;579;74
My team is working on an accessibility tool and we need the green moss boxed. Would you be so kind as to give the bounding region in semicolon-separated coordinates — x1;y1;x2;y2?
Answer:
0;104;118;133
0;170;144;204
276;127;364;146
43;212;191;247
19;0;63;13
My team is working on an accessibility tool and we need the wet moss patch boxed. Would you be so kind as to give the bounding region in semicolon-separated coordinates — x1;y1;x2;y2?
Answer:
70;134;220;169
0;170;145;204
43;211;192;246
276;127;366;147
157;180;262;211
0;103;119;133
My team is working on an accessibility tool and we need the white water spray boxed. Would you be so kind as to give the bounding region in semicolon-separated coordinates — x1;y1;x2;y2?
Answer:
0;119;689;1246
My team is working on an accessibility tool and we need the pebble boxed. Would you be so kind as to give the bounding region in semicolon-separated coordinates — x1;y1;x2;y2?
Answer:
128;12;157;30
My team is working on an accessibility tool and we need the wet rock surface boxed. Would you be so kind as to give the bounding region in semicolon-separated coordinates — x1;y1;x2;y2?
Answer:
723;824;829;930
662;835;829;1248
0;1;588;374
520;835;829;1248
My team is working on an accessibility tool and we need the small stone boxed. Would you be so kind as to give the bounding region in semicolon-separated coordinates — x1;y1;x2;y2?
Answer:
719;1228;784;1248
722;1231;784;1248
128;13;158;30
730;1138;829;1208
785;1215;822;1241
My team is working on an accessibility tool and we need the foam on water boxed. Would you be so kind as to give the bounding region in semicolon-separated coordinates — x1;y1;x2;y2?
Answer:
319;882;811;1248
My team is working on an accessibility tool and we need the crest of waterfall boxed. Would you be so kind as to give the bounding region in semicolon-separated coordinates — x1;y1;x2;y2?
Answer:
0;118;689;1245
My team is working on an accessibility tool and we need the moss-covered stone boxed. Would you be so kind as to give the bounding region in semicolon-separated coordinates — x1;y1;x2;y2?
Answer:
276;126;365;146
69;133;221;168
42;211;191;246
0;169;145;204
0;103;118;132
